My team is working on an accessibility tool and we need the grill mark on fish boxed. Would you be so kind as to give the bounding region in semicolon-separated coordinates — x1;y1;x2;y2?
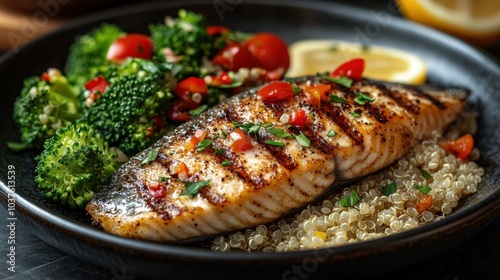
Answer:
210;141;266;188
255;129;298;170
411;86;447;109
126;173;182;220
320;101;364;145
371;82;421;114
340;82;389;123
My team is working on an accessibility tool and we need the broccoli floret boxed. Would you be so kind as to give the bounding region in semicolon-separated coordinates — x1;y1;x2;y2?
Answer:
149;9;216;79
65;24;124;87
9;69;82;152
35;122;123;208
83;69;175;156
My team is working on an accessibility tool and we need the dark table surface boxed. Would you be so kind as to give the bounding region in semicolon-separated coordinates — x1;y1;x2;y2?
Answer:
1;0;499;279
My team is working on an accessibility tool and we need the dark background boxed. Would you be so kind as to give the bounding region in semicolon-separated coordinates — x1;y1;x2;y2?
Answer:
1;0;499;279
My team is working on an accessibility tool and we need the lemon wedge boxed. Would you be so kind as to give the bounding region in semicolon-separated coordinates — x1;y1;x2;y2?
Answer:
397;0;500;46
286;39;428;85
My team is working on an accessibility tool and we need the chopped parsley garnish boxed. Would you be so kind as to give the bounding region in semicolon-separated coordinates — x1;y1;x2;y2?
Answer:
247;123;262;137
350;111;361;118
295;133;310;148
140;150;159;166
381;182;397;196
327;130;336;137
197;139;213;152
413;184;432;194
215;149;224;155
338;189;361;207
420;169;432;180
263;123;273;128
330;95;347;104
158;176;170;182
267;127;292;138
265;140;284;147
221;159;231;166
221;131;227;138
353;92;374;105
322;75;353;88
189;104;208;116
181;179;211;198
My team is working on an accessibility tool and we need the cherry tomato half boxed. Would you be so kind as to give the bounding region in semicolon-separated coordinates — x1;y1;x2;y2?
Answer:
106;34;154;63
206;25;229;36
174;77;208;106
330;58;365;79
230;128;252;152
84;75;109;94
257;81;294;103
211;42;258;71
243;33;290;71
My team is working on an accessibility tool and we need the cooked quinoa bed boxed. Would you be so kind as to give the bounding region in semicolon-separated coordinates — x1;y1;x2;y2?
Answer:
210;130;484;252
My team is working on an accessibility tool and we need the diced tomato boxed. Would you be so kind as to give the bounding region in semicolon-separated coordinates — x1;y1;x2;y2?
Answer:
207;72;233;86
166;99;193;122
184;129;207;151
439;134;474;160
148;182;166;198
206;25;229;36
172;161;190;180
288;110;309;127
303;84;331;106
85;75;109;95
41;72;51;82
330;58;365;79
416;194;433;213
174;77;208;106
257;81;294;103
229;128;252;152
106;34;154;63
243;33;290;71
211;42;258;71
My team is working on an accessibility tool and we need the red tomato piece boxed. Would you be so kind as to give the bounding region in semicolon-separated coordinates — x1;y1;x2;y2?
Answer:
172;162;190;180
148;182;166;198
257;81;294;103
84;75;109;94
330;58;366;79
106;33;154;63
243;33;290;71
211;42;258;71
41;72;51;82
206;25;229;36
174;77;208;106
440;134;474;160
288;110;309;127
230;128;252;152
416;194;433;213
166;99;193;122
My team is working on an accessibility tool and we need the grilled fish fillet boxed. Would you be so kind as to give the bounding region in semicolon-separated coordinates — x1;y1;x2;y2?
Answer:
86;77;467;242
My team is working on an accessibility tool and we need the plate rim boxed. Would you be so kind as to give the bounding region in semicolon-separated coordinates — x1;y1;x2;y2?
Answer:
1;0;499;269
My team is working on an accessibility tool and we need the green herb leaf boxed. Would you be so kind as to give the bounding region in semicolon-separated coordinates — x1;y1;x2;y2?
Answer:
262;123;273;128
420;169;431;180
189;104;208;116
181;179;211;198
247;123;262;137
350;112;361;118
197;139;213;152
267;127;292;138
221;131;227;138
330;95;347;104
214;149;224;156
140;150;159;166
158;176;170;182
327;130;336;137
381;182;397;196
413;184;432;194
338;189;361;207
323;76;353;88
221;159;231;166
265;140;284;147
295;133;310;148
353;92;374;105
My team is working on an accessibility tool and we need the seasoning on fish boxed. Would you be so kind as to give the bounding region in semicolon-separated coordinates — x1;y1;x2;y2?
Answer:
85;76;467;242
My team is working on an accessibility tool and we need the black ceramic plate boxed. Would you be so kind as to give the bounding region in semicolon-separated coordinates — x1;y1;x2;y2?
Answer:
1;1;499;279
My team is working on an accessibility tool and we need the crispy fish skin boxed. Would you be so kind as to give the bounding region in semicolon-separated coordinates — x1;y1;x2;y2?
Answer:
86;77;467;242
